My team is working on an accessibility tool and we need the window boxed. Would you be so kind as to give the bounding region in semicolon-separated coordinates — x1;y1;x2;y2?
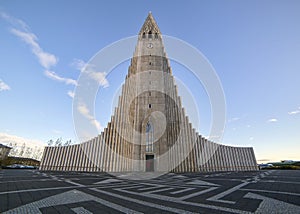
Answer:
146;122;154;152
155;33;158;39
148;31;152;39
142;32;146;38
149;104;151;108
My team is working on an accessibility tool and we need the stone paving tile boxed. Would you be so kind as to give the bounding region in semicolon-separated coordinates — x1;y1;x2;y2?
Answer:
1;169;300;213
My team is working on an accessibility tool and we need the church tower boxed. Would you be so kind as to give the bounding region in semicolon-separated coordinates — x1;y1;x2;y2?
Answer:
128;13;182;171
39;13;258;173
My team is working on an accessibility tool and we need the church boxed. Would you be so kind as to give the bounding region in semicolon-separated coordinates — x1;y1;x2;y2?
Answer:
39;13;258;173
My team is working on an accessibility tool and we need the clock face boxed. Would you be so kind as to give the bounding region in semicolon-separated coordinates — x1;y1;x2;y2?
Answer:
147;43;153;49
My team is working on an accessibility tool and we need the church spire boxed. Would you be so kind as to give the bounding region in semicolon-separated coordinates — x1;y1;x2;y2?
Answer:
139;12;161;37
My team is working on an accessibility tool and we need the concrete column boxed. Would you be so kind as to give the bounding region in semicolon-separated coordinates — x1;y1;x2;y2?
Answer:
74;144;81;171
229;146;235;171
207;141;213;171
229;147;235;171
107;122;114;172
102;129;107;172
46;147;53;171
48;147;55;170
80;142;87;171
202;137;207;172
250;148;258;170
89;138;96;172
78;143;86;171
40;147;48;170
241;148;247;171
98;134;104;172
202;138;207;172
94;136;100;172
191;129;198;172
98;135;104;172
198;135;203;172
244;148;251;171
39;147;47;170
211;142;218;171
182;110;189;172
52;147;59;171
217;145;223;171
216;143;221;171
67;145;73;171
62;146;70;171
110;117;116;172
235;147;242;171
184;118;191;172
223;146;230;171
56;147;64;171
72;145;77;171
115;110;121;172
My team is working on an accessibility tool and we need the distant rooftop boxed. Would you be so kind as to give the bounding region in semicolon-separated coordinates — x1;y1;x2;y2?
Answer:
0;143;12;149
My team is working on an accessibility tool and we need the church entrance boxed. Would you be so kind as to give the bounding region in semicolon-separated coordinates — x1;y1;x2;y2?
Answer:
146;155;154;172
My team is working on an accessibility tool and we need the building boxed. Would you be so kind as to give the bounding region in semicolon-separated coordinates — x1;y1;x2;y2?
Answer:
0;143;12;160
39;13;258;172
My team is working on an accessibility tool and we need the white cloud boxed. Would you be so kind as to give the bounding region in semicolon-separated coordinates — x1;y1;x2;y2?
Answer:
0;11;29;31
89;71;108;87
268;118;278;123
89;71;109;88
77;102;103;131
0;79;10;91
71;58;86;72
52;130;62;134
83;64;109;88
0;132;46;160
77;102;93;120
228;117;240;123
288;107;300;115
44;70;77;86
249;137;254;141
67;90;75;98
91;119;102;131
1;12;78;90
10;28;58;69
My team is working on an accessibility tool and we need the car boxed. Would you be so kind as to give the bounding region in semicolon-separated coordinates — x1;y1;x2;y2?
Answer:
3;164;37;169
258;163;274;169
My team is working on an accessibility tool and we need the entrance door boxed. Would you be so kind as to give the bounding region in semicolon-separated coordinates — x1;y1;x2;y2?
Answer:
146;155;154;172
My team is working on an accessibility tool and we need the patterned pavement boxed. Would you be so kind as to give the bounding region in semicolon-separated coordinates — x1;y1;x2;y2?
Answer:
0;169;300;213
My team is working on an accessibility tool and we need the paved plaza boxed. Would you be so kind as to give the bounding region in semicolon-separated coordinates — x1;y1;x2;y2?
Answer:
0;169;300;213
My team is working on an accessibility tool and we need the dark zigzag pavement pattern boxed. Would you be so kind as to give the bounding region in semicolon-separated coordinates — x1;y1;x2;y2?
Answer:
0;169;300;213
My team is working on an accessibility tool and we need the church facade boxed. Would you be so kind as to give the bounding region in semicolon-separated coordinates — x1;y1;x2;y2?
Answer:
40;14;258;172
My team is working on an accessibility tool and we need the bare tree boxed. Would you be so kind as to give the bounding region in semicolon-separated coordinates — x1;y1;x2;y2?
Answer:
55;137;62;147
19;143;26;156
47;139;54;146
63;139;72;146
24;147;32;158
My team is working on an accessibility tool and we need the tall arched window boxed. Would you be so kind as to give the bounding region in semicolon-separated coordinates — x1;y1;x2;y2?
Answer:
142;32;146;38
148;31;152;39
146;122;154;152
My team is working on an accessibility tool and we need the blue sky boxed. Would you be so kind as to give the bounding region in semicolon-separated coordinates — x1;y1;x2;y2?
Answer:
0;0;299;162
